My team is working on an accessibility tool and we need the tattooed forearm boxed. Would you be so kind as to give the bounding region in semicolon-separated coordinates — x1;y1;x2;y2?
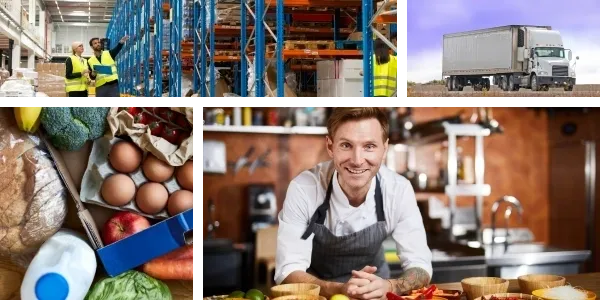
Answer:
388;267;431;295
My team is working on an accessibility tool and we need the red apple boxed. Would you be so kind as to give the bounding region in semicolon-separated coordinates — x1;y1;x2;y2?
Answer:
102;211;151;245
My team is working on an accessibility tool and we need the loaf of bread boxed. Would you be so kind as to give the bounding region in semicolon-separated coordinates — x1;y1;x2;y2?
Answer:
0;108;67;260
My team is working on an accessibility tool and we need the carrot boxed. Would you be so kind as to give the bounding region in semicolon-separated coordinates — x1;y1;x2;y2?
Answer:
142;257;193;280
141;245;193;280
156;244;193;261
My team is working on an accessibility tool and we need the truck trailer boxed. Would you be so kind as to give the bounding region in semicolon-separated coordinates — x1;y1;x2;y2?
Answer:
442;25;577;92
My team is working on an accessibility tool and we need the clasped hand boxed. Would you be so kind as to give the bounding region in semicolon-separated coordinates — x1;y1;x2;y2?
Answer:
341;266;391;300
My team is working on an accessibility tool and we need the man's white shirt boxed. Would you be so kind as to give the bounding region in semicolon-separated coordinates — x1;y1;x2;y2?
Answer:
274;160;433;285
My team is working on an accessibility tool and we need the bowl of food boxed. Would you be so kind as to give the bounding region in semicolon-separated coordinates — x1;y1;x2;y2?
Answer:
272;295;326;300
518;274;566;294
532;286;596;300
271;284;321;297
475;293;544;300
461;277;509;300
407;286;462;300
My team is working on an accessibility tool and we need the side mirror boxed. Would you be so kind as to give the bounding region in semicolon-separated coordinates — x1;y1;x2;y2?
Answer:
524;48;530;59
576;56;580;60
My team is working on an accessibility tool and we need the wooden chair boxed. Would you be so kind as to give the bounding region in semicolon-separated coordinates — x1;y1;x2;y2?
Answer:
254;225;279;289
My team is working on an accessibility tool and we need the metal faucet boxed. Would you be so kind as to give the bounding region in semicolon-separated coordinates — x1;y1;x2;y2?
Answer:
491;196;523;251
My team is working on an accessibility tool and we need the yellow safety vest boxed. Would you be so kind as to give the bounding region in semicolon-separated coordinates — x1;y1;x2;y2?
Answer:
373;54;397;97
65;55;88;93
87;51;118;88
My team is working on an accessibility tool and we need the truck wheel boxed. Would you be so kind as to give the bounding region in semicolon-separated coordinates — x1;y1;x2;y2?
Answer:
484;78;490;91
531;74;539;91
447;77;453;91
501;76;509;91
508;75;515;91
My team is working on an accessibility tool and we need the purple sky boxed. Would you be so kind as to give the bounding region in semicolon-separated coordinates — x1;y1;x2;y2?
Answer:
408;0;600;54
407;0;600;83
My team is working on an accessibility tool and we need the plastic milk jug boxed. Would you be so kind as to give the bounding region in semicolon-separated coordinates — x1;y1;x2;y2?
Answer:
21;229;97;300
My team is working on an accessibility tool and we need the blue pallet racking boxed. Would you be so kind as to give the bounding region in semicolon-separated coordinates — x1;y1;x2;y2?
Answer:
106;0;395;97
107;0;184;96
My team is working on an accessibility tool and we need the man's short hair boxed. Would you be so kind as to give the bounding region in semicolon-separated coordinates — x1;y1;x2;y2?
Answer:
327;108;389;143
89;38;100;47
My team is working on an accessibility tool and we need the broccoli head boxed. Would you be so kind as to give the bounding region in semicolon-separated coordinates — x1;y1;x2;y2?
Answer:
41;107;110;151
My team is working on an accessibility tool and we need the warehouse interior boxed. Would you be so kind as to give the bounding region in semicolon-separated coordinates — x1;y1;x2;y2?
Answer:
0;0;396;97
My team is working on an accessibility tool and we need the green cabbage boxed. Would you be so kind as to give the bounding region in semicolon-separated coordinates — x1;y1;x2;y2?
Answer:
84;270;172;300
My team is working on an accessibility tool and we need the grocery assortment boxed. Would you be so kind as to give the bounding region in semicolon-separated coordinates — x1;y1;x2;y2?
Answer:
0;107;193;299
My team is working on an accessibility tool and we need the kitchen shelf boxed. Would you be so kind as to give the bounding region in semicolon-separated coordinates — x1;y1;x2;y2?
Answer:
203;125;328;135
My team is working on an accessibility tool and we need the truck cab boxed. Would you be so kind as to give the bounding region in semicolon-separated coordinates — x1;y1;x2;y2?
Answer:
520;27;576;91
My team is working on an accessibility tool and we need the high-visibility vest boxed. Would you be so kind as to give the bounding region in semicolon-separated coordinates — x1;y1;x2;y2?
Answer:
373;54;397;97
65;55;88;93
87;51;118;88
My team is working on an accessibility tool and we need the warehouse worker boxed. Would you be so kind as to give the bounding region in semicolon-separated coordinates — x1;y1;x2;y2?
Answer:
373;39;397;96
65;41;90;97
275;108;432;299
87;35;129;97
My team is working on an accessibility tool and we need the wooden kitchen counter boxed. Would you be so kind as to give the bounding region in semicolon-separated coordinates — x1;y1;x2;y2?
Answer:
435;272;600;297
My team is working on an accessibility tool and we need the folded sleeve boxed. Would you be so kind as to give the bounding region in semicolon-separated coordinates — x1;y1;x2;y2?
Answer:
390;183;433;279
274;181;314;285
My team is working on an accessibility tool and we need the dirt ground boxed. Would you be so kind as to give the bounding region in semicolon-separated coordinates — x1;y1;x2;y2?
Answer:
408;84;600;97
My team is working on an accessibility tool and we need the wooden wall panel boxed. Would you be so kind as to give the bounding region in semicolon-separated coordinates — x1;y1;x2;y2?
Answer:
203;108;550;245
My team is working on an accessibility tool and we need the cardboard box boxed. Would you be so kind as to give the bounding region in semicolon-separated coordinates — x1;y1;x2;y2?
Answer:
44;135;193;277
265;65;297;97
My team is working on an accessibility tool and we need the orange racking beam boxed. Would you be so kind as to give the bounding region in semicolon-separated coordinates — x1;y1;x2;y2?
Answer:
259;0;364;7
374;14;397;24
275;49;363;58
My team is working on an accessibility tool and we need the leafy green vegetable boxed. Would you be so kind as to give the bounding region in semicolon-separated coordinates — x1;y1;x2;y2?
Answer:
84;270;172;300
40;107;110;151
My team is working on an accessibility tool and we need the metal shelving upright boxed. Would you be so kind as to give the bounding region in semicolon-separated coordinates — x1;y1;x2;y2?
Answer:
169;0;183;96
107;0;182;96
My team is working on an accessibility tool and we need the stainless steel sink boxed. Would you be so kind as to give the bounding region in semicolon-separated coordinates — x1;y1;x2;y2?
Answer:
497;242;551;254
485;242;591;267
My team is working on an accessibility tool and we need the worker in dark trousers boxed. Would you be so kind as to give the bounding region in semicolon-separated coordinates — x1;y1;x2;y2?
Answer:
87;35;128;97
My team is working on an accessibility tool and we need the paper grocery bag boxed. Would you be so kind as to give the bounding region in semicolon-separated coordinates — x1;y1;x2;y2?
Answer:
105;107;193;166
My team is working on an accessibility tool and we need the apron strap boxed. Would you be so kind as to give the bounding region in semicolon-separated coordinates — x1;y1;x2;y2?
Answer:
375;175;385;222
301;172;335;240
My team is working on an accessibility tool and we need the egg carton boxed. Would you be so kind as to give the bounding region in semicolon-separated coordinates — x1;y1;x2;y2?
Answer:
81;136;183;219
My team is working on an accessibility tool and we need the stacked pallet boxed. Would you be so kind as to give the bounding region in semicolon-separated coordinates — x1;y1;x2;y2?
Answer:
216;2;247;25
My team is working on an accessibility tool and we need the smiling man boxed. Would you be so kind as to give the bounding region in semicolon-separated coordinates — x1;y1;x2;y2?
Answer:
275;108;432;299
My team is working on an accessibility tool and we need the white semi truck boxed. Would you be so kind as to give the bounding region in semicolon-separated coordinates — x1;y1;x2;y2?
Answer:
442;25;578;92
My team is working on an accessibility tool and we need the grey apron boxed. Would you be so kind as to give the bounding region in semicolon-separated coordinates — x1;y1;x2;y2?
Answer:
301;174;390;283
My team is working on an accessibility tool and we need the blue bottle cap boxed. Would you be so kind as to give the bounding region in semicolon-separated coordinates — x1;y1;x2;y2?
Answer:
35;272;69;300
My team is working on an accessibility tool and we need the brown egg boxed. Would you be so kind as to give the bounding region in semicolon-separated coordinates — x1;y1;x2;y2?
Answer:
167;190;193;216
142;154;175;182
136;182;169;214
176;160;193;191
101;174;136;206
109;141;142;173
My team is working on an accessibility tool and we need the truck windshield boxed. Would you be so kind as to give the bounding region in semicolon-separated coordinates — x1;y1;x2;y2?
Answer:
534;47;565;58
